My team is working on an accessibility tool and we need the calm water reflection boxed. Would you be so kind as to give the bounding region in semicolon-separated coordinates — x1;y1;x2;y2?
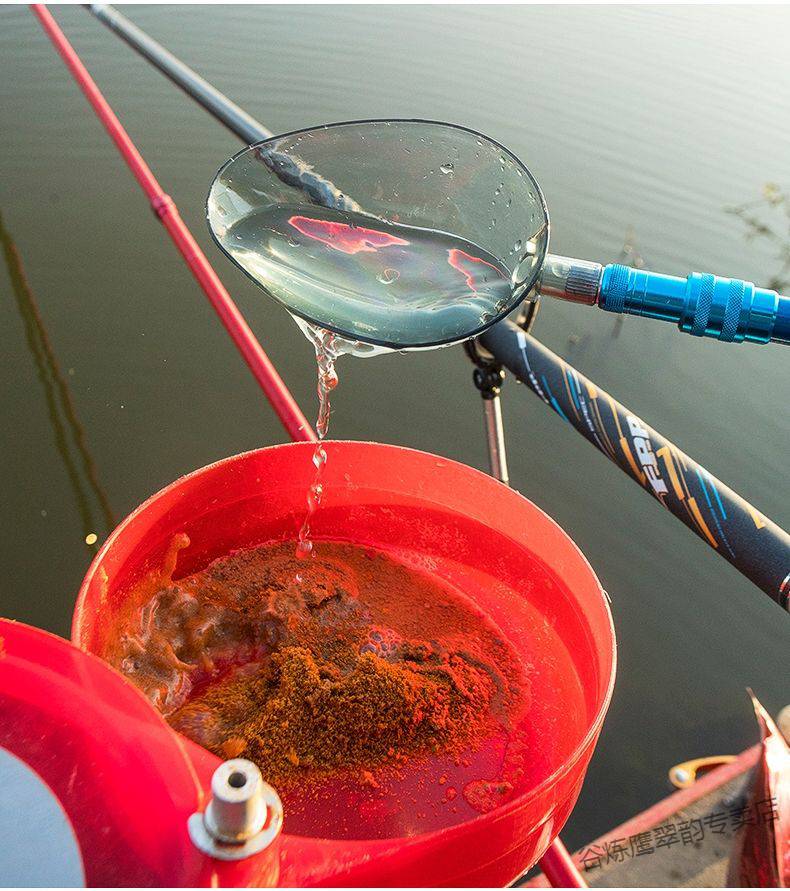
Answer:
0;4;788;848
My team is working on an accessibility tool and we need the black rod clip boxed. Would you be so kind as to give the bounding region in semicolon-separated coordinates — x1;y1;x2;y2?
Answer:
463;339;505;400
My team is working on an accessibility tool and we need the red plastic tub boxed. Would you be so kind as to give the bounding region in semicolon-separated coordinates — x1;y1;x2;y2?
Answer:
74;441;616;886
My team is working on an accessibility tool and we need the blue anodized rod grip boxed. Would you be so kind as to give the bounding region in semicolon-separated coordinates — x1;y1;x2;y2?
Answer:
598;264;789;344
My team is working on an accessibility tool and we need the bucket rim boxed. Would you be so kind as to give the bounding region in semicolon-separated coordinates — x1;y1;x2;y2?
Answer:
73;440;616;844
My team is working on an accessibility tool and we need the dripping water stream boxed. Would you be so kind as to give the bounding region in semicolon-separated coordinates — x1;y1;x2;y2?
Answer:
296;323;341;561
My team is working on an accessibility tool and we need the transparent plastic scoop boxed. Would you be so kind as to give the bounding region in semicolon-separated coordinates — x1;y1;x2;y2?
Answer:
207;120;549;351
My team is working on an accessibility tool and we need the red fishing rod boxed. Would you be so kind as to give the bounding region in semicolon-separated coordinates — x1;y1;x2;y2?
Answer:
31;4;315;444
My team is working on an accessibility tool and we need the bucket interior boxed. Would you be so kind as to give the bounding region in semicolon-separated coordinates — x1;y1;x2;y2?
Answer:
75;441;614;852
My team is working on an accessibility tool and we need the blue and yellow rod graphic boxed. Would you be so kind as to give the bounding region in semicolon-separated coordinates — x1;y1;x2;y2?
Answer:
480;320;790;610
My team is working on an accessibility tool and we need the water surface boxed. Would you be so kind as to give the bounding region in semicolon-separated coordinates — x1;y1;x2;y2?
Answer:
0;4;788;853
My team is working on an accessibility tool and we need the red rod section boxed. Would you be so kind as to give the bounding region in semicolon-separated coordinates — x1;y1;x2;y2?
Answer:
540;839;587;888
31;4;315;443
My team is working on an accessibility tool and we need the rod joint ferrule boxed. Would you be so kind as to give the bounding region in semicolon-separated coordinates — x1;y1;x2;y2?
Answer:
538;255;603;305
151;193;175;219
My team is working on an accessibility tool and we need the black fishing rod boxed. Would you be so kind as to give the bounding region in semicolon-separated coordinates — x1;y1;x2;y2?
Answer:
85;4;789;610
88;4;271;143
479;320;790;607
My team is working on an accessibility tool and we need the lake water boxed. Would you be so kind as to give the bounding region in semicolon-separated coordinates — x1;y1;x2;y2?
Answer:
0;4;788;854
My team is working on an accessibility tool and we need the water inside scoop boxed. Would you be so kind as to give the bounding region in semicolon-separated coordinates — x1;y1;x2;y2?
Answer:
219;203;516;349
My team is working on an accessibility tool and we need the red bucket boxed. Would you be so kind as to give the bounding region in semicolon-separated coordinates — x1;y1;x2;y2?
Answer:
74;441;615;886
